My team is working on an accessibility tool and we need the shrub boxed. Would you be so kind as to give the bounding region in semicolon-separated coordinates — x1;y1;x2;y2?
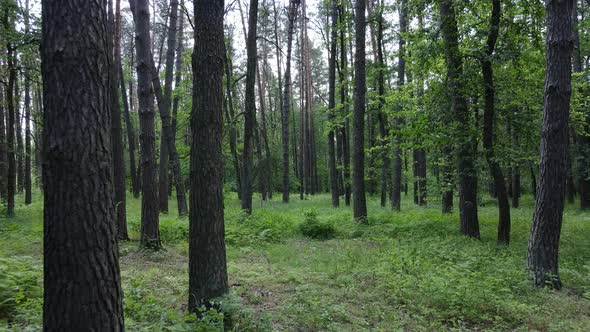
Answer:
298;210;335;240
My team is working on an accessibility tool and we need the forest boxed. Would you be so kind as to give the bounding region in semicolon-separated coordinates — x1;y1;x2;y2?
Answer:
0;0;589;330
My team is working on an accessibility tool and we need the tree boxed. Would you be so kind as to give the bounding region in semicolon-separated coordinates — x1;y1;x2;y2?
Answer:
281;0;300;203
189;0;228;310
440;0;480;238
352;0;367;220
23;0;31;205
527;0;574;289
481;0;510;244
131;0;161;249
241;0;259;214
110;0;128;240
4;1;16;216
41;0;124;329
327;0;339;208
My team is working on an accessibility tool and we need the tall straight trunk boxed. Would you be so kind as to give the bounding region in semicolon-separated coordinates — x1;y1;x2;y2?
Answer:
440;0;480;238
414;11;427;207
5;21;16;216
256;59;271;200
339;4;351;206
120;64;139;198
352;0;367;220
34;85;43;189
530;161;537;199
110;0;128;240
0;87;6;201
16;75;24;194
327;0;339;207
189;0;228;310
224;43;242;199
131;0;161;249
168;1;188;216
158;0;179;213
282;0;299;203
391;0;406;211
512;128;521;208
481;0;509;244
298;35;305;201
302;0;314;196
41;1;124;328
24;0;31;205
375;1;389;208
241;0;259;213
527;0;574;290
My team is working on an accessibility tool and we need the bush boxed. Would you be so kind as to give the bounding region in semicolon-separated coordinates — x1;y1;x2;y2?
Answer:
298;210;335;240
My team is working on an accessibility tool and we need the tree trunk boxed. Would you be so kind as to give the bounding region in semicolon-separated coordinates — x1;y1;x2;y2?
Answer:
327;0;339;208
339;4;351;207
110;0;128;240
131;0;161;250
41;1;124;328
391;0;406;211
440;0;480;238
189;0;228;310
282;0;300;203
0;87;6;201
241;0;259;213
481;0;509;244
157;0;179;213
5;14;16;216
24;0;32;205
527;0;574;290
352;0;367;220
224;43;242;200
120;63;139;198
376;2;389;208
16;75;24;195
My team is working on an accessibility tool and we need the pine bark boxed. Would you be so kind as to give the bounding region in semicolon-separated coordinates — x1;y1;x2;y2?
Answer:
481;0;509;244
189;0;228;310
352;0;367;220
440;0;480;237
327;0;339;207
282;0;300;203
131;0;161;249
41;0;124;328
527;0;574;290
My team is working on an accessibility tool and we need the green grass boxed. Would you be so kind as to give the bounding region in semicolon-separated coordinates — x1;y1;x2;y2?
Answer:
1;191;589;331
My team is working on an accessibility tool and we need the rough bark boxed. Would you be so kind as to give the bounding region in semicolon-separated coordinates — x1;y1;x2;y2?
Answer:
440;0;480;238
352;0;367;220
481;0;509;244
41;0;124;329
131;0;161;249
109;0;128;241
189;0;228;310
527;0;574;290
327;0;340;207
282;0;300;203
241;0;259;213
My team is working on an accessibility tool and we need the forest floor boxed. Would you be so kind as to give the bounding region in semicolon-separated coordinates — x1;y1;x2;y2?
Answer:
1;192;589;331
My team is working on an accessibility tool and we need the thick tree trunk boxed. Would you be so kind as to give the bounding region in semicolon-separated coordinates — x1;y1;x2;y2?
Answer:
352;0;367;220
440;0;480;238
131;0;161;250
157;0;179;213
327;0;339;208
41;1;124;329
481;0;509;244
241;0;259;213
189;0;228;310
282;0;300;203
527;0;574;290
110;0;128;241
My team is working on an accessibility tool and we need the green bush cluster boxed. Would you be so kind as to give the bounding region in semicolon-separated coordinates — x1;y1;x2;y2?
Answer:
298;209;336;240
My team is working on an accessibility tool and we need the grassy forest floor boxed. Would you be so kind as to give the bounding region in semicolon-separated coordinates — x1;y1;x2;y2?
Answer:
1;191;589;331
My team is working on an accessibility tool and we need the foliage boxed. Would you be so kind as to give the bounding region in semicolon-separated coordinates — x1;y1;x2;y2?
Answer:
298;209;336;239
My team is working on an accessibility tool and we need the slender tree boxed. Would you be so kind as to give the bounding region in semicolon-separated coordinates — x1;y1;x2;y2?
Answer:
527;0;574;290
41;0;124;329
120;64;139;198
5;9;16;216
23;0;31;205
241;0;259;213
0;87;6;201
440;0;480;238
352;0;367;220
481;0;509;244
189;0;228;310
282;0;300;203
327;0;339;207
131;0;161;249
